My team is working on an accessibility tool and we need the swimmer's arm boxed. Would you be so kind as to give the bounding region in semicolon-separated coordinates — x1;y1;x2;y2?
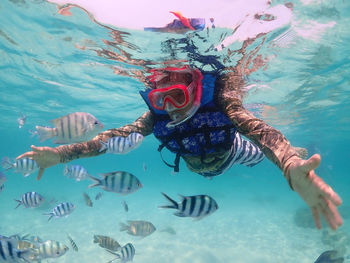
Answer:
56;111;154;163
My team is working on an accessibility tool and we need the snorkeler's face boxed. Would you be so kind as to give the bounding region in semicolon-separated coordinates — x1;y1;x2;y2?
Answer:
149;71;195;114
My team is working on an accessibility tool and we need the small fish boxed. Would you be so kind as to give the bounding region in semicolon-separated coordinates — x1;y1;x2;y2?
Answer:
107;243;135;263
93;235;121;252
17;113;27;128
83;192;93;207
30;240;69;261
1;157;39;177
170;11;195;30
99;132;144;154
159;192;218;220
0;236;32;262
160;226;176;235
314;250;344;263
34;112;103;144
120;220;156;238
142;162;147;172
122;200;128;212
15;191;45;208
44;202;76;221
0;171;6;193
95;192;103;200
64;164;89;181
88;171;142;195
67;235;78;252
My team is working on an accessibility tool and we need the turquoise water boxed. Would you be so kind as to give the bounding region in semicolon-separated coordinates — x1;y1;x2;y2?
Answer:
0;0;350;262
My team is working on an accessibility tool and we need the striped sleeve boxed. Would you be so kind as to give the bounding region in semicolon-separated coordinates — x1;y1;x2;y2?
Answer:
56;111;154;163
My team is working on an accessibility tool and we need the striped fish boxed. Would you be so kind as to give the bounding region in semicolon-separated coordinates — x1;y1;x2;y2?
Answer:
34;112;104;144
93;235;121;252
30;240;69;261
122;200;128;212
83;192;93;207
159;192;218;220
67;235;78;252
44;202;76;221
230;132;265;167
107;243;135;263
15;192;45;209
99;132;144;154
64;164;89;181
0;172;6;193
95;192;103;200
88;171;142;195
0;236;32;263
120;220;156;237
1;157;39;177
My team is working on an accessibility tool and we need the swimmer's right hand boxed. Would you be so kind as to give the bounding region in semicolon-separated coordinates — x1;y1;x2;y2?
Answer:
16;145;60;181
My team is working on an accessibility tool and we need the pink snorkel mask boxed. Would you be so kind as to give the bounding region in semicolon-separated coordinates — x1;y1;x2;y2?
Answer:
148;66;203;128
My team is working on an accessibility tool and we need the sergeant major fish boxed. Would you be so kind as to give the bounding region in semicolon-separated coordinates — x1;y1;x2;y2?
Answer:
107;243;135;263
159;192;218;220
88;171;142;195
15;191;45;209
93;235;121;252
44;202;76;221
0;172;6;193
64;164;89;181
34;112;103;144
83;192;93;207
99;132;144;154
1;157;39;177
120;220;156;238
122;200;128;212
29;240;69;261
67;235;78;252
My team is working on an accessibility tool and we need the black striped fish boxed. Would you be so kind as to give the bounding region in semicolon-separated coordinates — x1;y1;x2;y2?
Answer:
0;172;6;193
83;192;93;207
1;157;39;177
34;112;103;144
95;192;103;200
64;164;89;181
120;220;156;237
30;240;69;261
122;200;128;212
15;192;44;209
99;132;144;154
44;202;76;221
67;235;78;252
107;243;135;263
93;235;121;252
88;171;142;195
159;192;218;220
0;236;32;263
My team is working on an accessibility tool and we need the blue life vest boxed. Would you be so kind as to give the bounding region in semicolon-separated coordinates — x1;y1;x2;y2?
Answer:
139;73;237;172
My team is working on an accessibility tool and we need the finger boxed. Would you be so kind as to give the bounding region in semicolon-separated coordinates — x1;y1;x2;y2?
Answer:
321;196;343;229
16;151;36;160
301;154;321;173
319;202;338;230
37;168;45;181
311;207;321;229
310;171;342;206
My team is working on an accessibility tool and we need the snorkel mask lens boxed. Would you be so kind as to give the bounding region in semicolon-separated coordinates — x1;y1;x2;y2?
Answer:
148;84;190;110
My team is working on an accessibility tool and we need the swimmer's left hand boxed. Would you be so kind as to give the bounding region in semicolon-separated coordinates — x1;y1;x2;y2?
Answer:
285;154;343;230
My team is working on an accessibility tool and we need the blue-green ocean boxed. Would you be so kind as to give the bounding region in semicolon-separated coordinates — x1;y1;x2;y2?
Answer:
0;0;349;262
